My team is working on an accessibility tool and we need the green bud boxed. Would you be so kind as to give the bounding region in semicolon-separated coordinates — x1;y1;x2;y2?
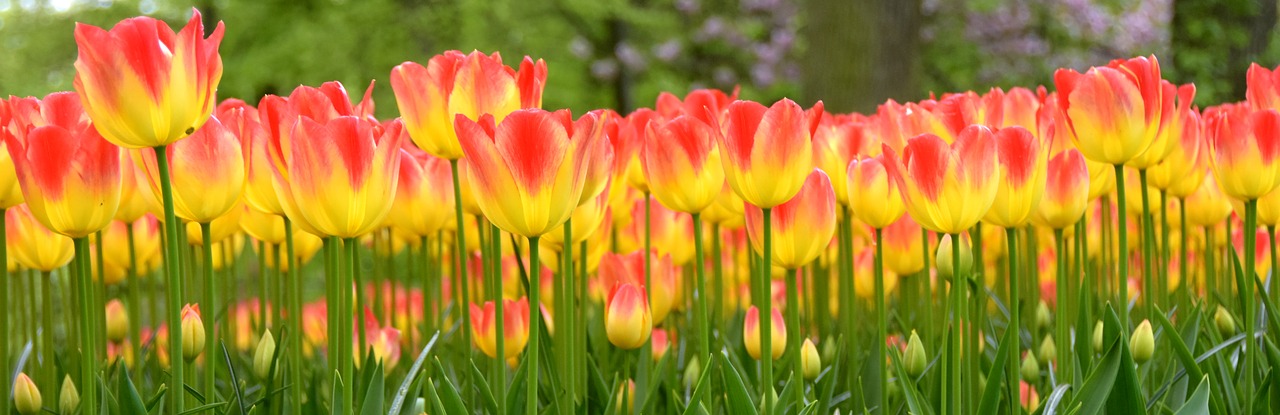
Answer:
1035;301;1052;330
1215;306;1236;337
683;357;702;388
1092;320;1104;354
1039;336;1056;368
1131;320;1154;364
905;330;928;377
935;234;973;282
59;375;79;415
1021;350;1040;383
253;330;277;379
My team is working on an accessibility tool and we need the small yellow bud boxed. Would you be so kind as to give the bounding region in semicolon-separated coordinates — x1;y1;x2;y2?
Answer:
904;330;927;377
13;373;41;415
1035;301;1052;330
181;304;206;362
1215;306;1236;337
105;299;129;343
1092;321;1104;354
936;234;973;282
1131;319;1154;364
800;339;821;380
1021;350;1040;383
59;375;79;415
253;330;277;379
1039;336;1057;368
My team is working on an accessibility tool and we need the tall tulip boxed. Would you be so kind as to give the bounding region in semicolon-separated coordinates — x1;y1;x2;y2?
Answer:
388;147;455;238
604;283;653;350
847;156;906;228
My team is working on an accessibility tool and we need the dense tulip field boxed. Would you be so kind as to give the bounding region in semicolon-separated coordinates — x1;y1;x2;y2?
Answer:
3;7;1280;415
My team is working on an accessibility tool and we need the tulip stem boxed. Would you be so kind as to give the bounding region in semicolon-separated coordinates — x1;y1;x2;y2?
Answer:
259;240;268;331
949;233;963;415
637;193;652;415
561;218;575;408
283;219;302;415
1243;199;1258;414
527;236;542;415
691;214;710;369
449;160;473;368
1055;228;1069;384
0;208;6;415
1271;226;1278;323
761;207;774;414
493;223;506;415
153;145;185;413
874;227;887;414
712;223;724;343
1005;227;1020;415
348;237;367;362
1113;165;1130;330
41;271;53;400
344;237;359;414
1138;169;1154;321
73;237;98;414
1159;190;1170;311
577;239;589;401
126;222;142;369
200;222;217;403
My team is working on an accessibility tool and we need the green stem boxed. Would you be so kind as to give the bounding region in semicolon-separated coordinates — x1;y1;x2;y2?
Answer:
1055;228;1069;384
126;222;142;367
561;219;574;407
1006;227;1020;414
762;207;774;414
0;208;6;415
950;232;963;415
284;219;302;415
493;224;506;414
874;228;887;414
344;238;358;414
1178;200;1189;303
1243;200;1258;414
692;214;710;362
637;193;652;414
1270;225;1278;327
74;238;98;414
201;223;217;402
712;223;724;344
1159;191;1170;310
527;236;543;415
1204;227;1215;306
154;145;185;413
577;239;589;403
1114;165;1130;330
41;271;53;399
785;266;801;409
449;160;473;367
1138;169;1154;320
95;231;106;362
323;237;339;406
349;237;368;359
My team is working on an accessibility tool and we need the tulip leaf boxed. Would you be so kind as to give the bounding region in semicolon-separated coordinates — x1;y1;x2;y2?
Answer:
116;363;147;415
178;402;226;415
602;374;620;415
1101;305;1146;415
772;374;797;415
977;321;1016;415
1042;383;1073;415
468;359;500;415
220;341;249;415
358;362;384;415
505;347;531;413
424;379;445;415
681;354;715;415
888;346;933;415
387;331;439;415
330;371;344;415
145;384;167;414
1070;323;1122;415
642;349;674;413
1153;306;1205;386
719;351;758;415
429;358;468;415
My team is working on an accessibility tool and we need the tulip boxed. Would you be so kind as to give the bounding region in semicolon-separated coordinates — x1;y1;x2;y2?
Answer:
800;339;821;380
1248;63;1280;112
984;126;1048;228
132;116;244;223
181;304;205;362
1206;106;1280;201
1019;381;1040;413
655;88;737;124
59;376;78;415
619;198;694;265
604;283;653;350
1148;93;1203;194
743;306;786;360
642;115;724;213
882;126;999;235
73;9;224;149
1039;336;1057;367
652;329;671;362
904;330;927;377
6;205;73;272
1032;149;1090;229
1127;320;1154;365
114;152;153;222
469;298;531;360
0;101;24;210
105;299;129;343
882;214;926;276
599;251;679;324
935;233;973;282
388;147;455;238
13;373;40;415
390;50;546;161
1215;306;1236;337
1020;350;1040;382
847;156;906;228
220;100;282;215
1184;173;1233;228
5;93;121;239
357;311;404;373
813;114;871;205
714;99;822;209
1092;321;1105;354
1053;56;1170;166
745;169;838;269
253;330;276;379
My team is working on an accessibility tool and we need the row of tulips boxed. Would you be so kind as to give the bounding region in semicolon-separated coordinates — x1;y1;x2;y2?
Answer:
1;7;1278;415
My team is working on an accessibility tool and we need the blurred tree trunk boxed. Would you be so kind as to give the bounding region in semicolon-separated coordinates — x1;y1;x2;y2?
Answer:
802;0;922;113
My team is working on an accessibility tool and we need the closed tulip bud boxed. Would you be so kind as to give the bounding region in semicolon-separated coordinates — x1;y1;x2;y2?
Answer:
935;234;972;282
59;375;78;415
1039;336;1057;368
1215;306;1236;337
1092;321;1105;354
604;283;652;350
1020;350;1040;383
105;299;128;343
905;330;927;377
181;304;205;361
616;379;637;411
683;357;702;388
1035;300;1052;330
743;306;786;360
1131;320;1155;364
821;336;838;364
13;373;41;415
253;330;276;379
801;339;821;380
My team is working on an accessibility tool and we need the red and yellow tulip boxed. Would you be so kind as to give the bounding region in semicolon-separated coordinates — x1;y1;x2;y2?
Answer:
744;306;786;360
882;126;999;235
1053;56;1171;165
133;116;243;223
984;126;1048;228
714;99;822;209
1032;149;1090;229
388;146;455;237
642;115;724;213
847;156;906;228
1205;104;1280;201
745;168;837;269
6;204;73;271
469;297;531;359
604;282;653;350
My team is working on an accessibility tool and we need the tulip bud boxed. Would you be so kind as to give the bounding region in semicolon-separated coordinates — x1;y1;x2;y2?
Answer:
743;306;787;360
1020;350;1040;383
820;336;837;363
253;330;277;379
904;330;927;377
59;375;79;415
105;299;129;343
1215;306;1236;337
1131;319;1154;364
1039;336;1056;368
181;304;206;362
604;283;653;350
683;357;702;388
14;373;41;415
1092;321;1104;354
935;234;972;282
801;339;821;380
1034;301;1052;330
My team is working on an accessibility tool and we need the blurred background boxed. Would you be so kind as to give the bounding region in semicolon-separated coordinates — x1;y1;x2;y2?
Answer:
0;0;1275;116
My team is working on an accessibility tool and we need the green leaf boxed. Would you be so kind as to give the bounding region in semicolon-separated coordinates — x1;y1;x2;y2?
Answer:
431;358;469;415
220;341;249;415
681;354;715;415
468;359;500;415
1102;305;1146;415
1042;384;1072;415
331;372;344;415
772;374;797;415
1174;376;1211;415
719;352;759;415
178;402;228;415
116;364;148;415
506;348;531;413
888;346;933;415
1070;314;1122;415
387;331;439;415
977;321;1016;415
1153;305;1205;384
358;362;385;415
425;379;445;415
144;384;167;414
